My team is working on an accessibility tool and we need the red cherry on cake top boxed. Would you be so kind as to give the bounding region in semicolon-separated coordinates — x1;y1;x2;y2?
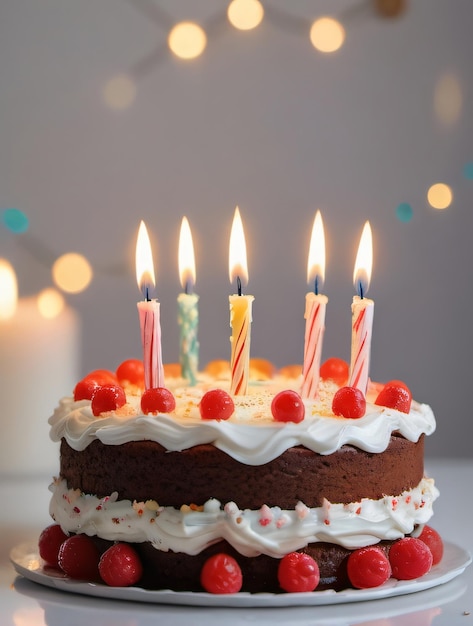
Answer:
199;389;235;420
277;551;320;592
91;384;126;417
141;387;176;414
271;390;305;423
375;380;412;413
200;553;243;594
320;357;349;387
85;369;118;384
332;386;366;419
116;358;145;388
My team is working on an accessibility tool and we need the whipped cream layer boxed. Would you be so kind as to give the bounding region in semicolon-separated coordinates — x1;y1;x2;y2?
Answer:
49;378;436;464
50;477;439;555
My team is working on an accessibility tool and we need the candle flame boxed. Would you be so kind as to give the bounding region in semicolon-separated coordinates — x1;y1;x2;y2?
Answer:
178;216;196;292
0;259;18;320
353;221;373;298
307;210;326;292
229;206;249;287
135;221;156;300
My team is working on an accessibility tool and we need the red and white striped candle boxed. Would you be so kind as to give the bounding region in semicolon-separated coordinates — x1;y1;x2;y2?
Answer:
301;211;328;399
349;221;374;394
229;207;254;396
136;221;164;390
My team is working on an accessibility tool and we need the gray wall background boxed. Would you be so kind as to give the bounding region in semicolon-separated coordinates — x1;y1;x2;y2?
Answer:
1;0;472;457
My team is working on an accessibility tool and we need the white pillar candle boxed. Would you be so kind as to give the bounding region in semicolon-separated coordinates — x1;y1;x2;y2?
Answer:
349;221;374;394
0;262;80;476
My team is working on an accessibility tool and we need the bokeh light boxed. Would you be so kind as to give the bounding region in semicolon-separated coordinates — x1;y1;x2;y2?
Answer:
0;258;17;319
37;287;65;319
427;183;453;210
102;74;136;110
396;202;413;223
1;208;29;233
168;22;207;59
227;0;264;30
434;72;463;126
310;17;345;53
463;162;473;180
52;252;93;293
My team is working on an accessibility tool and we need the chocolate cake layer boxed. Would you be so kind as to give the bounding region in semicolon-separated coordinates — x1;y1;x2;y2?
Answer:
59;433;424;509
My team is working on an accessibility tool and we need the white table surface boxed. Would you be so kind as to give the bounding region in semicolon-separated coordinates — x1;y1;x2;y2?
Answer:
1;458;472;626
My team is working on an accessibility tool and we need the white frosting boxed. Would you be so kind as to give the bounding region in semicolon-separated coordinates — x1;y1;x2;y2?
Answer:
48;378;436;464
49;477;439;556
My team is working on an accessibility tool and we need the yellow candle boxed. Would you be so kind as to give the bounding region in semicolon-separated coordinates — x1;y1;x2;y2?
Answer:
228;207;254;395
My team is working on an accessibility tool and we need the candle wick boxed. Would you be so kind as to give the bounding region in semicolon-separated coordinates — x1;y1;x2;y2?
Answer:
237;276;242;296
185;279;190;296
359;281;364;300
314;276;319;296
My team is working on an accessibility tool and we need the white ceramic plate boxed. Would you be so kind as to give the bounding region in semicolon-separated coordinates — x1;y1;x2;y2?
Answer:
10;541;471;608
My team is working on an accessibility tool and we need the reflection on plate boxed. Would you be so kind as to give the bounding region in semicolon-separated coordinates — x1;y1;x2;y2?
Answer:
10;541;471;608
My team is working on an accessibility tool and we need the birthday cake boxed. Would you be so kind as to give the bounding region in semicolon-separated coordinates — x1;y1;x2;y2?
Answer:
39;357;442;594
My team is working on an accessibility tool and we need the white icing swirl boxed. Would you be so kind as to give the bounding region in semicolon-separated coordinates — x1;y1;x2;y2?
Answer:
49;477;439;555
48;378;436;464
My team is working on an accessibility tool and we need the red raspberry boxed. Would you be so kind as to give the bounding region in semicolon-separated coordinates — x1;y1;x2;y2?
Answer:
38;524;68;567
57;535;100;580
271;390;305;423
141;387;176;414
347;546;392;589
98;543;143;587
200;553;243;594
91;384;126;416
418;525;444;565
199;389;235;420
375;380;412;413
332;386;366;418
277;552;320;592
320;357;349;386
116;359;145;388
389;537;433;580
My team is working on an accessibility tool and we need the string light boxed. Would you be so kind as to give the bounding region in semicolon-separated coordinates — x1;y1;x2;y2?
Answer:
427;183;453;210
310;17;345;53
37;288;65;319
227;0;264;31
168;21;207;59
52;253;93;294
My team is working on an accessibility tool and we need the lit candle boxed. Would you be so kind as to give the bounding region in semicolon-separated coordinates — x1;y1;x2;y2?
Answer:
178;216;199;385
349;221;374;394
229;207;254;396
301;211;328;399
135;221;164;390
0;259;80;476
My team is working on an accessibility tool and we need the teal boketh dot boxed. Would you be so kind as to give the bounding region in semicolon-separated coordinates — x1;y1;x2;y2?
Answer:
463;162;473;180
1;209;29;233
396;202;413;223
